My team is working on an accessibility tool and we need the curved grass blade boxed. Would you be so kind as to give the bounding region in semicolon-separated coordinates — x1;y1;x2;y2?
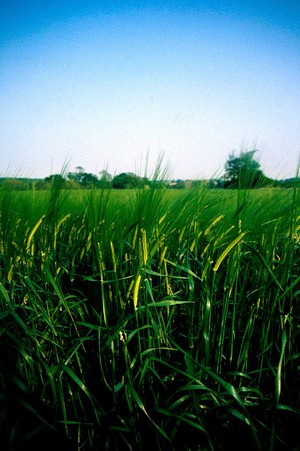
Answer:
213;232;246;271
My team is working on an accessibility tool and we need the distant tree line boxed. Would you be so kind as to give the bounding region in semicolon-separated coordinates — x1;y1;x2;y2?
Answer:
0;168;151;191
0;152;298;190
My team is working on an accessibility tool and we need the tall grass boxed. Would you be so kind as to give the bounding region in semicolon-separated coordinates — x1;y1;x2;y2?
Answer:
0;179;299;450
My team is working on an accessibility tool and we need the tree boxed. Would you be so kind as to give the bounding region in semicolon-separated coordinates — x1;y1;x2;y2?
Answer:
44;174;66;189
224;150;267;188
67;169;100;188
67;167;85;185
98;170;112;188
79;172;100;188
112;172;146;189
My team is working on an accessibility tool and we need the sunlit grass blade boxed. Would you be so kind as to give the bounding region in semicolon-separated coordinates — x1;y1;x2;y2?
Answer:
213;232;246;271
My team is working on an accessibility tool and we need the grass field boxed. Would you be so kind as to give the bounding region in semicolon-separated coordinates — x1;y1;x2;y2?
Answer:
1;183;300;450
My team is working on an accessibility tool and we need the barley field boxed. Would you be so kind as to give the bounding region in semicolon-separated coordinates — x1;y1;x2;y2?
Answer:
0;183;299;450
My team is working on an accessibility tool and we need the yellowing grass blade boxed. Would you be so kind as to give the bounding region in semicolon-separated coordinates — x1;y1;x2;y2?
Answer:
213;232;246;271
133;274;142;310
26;215;46;253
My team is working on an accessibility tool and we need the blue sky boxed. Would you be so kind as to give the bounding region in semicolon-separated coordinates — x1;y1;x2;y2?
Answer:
1;0;299;179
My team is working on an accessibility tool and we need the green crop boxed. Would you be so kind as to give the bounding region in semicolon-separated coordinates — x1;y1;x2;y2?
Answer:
0;178;299;450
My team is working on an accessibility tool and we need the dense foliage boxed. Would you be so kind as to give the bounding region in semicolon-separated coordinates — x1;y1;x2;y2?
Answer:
224;150;270;188
111;172;148;189
0;183;300;450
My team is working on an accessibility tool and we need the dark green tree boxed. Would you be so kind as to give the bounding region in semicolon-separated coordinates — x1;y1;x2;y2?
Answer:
79;172;100;188
112;172;146;189
67;168;100;188
44;174;66;189
224;150;267;188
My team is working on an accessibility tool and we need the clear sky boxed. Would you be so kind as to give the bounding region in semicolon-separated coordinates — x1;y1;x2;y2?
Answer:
0;0;299;180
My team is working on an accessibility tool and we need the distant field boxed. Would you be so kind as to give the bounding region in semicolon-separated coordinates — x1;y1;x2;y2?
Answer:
1;185;299;450
7;186;299;229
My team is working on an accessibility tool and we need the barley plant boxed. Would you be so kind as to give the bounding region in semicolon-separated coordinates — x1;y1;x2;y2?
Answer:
0;174;299;450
